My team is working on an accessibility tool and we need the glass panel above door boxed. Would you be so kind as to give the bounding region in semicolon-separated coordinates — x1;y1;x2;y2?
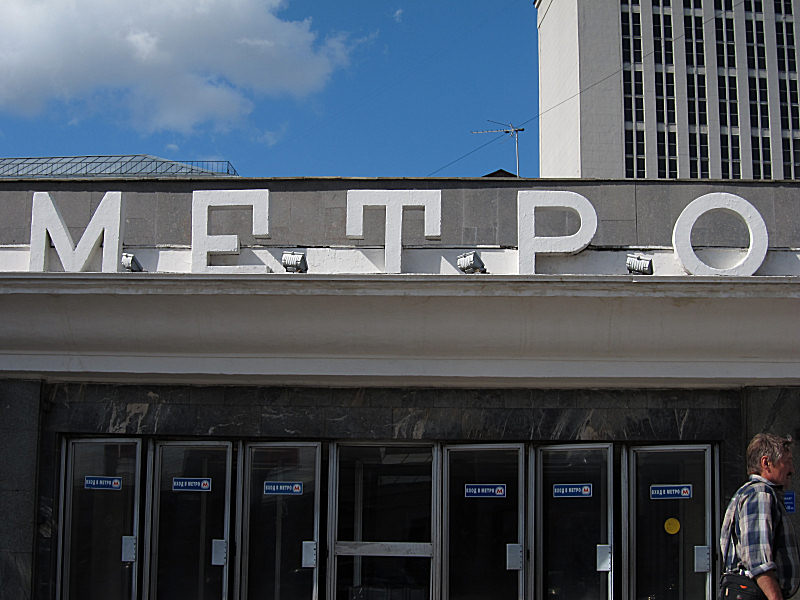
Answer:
336;446;433;544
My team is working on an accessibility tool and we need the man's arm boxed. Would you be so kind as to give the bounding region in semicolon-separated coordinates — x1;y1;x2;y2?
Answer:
755;570;783;600
737;487;782;596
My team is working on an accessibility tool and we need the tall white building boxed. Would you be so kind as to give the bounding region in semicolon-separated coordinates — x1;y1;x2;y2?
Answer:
537;0;800;179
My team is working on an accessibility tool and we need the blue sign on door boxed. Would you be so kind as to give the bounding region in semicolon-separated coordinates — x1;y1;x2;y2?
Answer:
172;477;212;492
465;484;506;498
263;481;303;495
553;483;593;498
650;484;692;499
84;476;122;490
785;490;796;513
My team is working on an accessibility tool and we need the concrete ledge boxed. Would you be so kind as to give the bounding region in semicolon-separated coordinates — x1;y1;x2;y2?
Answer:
0;275;798;387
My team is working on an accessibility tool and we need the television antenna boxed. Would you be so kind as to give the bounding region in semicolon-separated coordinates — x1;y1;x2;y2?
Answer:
471;120;525;176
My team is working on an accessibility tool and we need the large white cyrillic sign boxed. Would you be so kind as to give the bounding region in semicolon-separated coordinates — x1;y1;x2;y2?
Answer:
23;188;775;276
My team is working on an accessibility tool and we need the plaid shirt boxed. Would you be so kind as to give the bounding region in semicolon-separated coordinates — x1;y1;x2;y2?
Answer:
720;475;800;598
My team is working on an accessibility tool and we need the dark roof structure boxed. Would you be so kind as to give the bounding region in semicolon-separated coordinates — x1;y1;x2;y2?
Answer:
0;154;239;178
482;168;517;178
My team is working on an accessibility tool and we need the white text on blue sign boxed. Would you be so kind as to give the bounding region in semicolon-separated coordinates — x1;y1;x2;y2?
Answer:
84;476;122;490
785;490;796;513
264;481;304;495
553;483;593;498
650;484;692;500
465;484;506;498
172;477;212;492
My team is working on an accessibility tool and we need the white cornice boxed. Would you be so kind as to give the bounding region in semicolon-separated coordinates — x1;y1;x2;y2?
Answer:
1;274;798;387
1;273;799;298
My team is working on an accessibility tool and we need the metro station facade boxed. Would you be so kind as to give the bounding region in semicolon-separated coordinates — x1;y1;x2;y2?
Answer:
1;177;799;600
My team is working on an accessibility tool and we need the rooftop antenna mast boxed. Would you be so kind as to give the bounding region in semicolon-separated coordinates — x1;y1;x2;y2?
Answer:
471;120;525;177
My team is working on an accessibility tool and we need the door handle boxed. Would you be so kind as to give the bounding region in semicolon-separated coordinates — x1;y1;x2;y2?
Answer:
506;543;523;570
694;546;711;572
302;541;317;568
211;539;227;566
121;536;137;563
596;544;612;571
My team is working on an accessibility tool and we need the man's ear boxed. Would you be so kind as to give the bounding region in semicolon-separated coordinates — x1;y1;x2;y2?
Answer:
760;455;770;472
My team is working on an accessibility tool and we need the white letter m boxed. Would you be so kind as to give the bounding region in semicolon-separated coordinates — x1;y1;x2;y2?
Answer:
29;191;124;272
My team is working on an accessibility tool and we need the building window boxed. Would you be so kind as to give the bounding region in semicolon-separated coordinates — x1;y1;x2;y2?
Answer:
715;15;736;69
685;14;705;68
686;7;708;178
622;2;646;177
745;17;767;71
744;2;772;179
776;14;799;178
752;135;772;179
744;0;764;14
715;4;739;179
718;74;738;127
653;2;675;178
774;0;793;16
749;76;770;129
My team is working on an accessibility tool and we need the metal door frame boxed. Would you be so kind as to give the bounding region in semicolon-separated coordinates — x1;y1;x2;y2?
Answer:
533;443;614;600
146;440;233;600
628;444;713;600
327;441;441;600
443;444;526;600
237;442;322;600
57;437;143;600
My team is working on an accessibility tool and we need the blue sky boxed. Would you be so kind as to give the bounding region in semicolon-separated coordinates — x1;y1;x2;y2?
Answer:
0;0;539;178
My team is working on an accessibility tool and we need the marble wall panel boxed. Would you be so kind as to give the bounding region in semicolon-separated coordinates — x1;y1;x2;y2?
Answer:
0;380;41;600
0;551;32;600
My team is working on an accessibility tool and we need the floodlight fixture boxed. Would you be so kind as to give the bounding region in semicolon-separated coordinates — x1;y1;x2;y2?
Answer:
626;253;654;275
457;251;487;274
121;253;143;272
282;251;308;273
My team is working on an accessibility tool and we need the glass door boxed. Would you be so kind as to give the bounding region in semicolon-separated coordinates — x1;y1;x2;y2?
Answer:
444;445;524;600
536;444;613;600
149;442;232;600
60;439;141;600
327;444;438;600
239;443;321;600
629;445;713;600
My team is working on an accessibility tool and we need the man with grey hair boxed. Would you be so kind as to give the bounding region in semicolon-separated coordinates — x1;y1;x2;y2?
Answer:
720;433;799;600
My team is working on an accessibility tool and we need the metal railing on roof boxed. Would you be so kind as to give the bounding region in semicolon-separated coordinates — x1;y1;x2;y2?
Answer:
0;155;239;178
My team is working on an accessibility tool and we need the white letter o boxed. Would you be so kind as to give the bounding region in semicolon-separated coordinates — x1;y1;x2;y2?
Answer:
672;193;768;276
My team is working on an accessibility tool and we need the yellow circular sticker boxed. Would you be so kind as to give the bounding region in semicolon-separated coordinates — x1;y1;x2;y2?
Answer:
664;518;681;535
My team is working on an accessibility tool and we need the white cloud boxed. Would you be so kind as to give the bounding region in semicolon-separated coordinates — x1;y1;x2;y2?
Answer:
393;9;404;23
0;0;351;133
255;123;289;147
